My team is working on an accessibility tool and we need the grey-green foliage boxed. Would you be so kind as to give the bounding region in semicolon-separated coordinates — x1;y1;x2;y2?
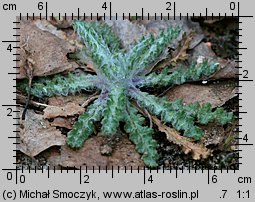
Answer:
17;20;234;167
18;73;96;97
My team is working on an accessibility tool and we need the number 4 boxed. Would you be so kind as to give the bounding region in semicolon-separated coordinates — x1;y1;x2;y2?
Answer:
102;2;107;10
243;134;248;142
7;44;12;52
148;175;153;183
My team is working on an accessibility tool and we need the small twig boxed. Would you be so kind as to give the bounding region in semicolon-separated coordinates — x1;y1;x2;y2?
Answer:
17;94;50;108
81;92;99;108
131;101;153;128
144;109;153;128
157;84;174;97
143;108;153;128
21;58;34;120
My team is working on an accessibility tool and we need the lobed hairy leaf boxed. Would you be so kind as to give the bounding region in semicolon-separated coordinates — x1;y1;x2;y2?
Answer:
17;73;97;97
141;60;219;87
73;20;120;79
101;86;126;134
66;99;105;148
125;27;181;73
184;102;234;125
124;103;159;167
130;89;233;140
18;20;234;167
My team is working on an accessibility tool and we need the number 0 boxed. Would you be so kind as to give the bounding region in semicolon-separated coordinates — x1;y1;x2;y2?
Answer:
7;172;12;180
230;2;235;10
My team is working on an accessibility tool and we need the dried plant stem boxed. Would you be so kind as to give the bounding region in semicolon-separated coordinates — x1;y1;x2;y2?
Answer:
81;93;99;108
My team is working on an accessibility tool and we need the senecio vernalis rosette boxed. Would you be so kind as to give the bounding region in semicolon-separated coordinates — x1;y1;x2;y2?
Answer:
19;20;233;167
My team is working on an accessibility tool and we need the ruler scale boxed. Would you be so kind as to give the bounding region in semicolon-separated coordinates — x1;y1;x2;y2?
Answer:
0;0;254;201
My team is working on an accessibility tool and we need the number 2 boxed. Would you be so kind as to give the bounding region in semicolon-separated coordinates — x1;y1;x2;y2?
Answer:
166;2;172;10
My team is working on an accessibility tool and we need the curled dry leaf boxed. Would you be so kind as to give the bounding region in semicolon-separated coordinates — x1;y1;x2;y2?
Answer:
17;17;77;79
170;31;193;65
18;108;66;157
155;31;193;70
43;103;85;119
151;115;211;160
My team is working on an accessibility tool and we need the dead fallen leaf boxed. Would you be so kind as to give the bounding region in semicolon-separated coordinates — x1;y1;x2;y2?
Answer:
18;108;66;157
170;31;193;65
48;94;90;106
43;103;85;119
138;18;204;49
189;42;216;60
48;16;73;29
49;117;73;129
165;80;238;108
211;59;238;79
104;17;148;49
57;135;144;169
34;19;68;41
155;31;193;70
17;17;77;79
190;42;238;80
48;16;99;29
152;115;211;160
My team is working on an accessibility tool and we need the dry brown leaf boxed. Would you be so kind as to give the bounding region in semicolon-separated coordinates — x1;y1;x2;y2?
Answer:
18;108;66;157
189;42;216;60
165;80;238;108
211;59;238;79
17;17;77;79
48;16;99;29
151;115;211;160
57;135;144;169
138;18;203;49
48;94;90;106
190;42;238;80
49;117;73;129
104;17;148;49
43;103;85;119
170;32;193;65
155;32;193;70
34;19;68;41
